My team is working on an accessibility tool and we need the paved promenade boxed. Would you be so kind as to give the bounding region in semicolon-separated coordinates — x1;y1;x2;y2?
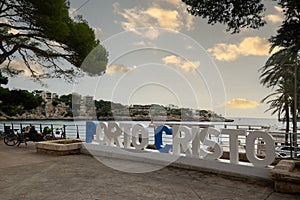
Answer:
0;141;299;200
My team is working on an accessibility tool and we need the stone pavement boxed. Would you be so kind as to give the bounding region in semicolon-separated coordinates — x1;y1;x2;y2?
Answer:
0;141;299;200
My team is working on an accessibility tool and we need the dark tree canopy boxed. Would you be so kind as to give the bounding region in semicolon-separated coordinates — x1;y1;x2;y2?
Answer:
0;0;108;80
0;71;8;85
182;0;300;46
270;0;300;50
0;87;43;115
182;0;300;129
182;0;266;33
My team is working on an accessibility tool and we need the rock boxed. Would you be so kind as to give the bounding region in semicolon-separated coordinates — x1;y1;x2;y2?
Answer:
0;116;7;120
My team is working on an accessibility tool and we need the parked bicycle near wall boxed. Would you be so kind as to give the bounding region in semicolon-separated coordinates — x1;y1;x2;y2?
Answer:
3;125;65;147
3;127;29;147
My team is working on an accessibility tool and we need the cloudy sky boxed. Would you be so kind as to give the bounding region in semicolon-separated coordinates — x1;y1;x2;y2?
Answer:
6;0;285;118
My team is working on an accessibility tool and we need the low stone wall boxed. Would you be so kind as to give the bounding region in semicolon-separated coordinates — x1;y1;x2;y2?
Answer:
81;143;272;180
36;139;82;156
270;160;300;194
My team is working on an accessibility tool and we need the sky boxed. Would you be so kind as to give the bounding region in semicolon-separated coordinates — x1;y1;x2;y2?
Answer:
5;0;285;118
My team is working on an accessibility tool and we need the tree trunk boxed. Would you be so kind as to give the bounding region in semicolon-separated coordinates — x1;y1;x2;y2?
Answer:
0;55;6;65
285;103;289;145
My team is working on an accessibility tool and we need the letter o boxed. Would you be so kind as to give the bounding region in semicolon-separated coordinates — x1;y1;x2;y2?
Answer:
246;131;275;167
95;122;108;144
132;124;149;150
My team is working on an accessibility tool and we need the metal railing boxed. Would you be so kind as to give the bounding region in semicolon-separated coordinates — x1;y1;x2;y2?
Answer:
1;121;299;159
0;122;86;140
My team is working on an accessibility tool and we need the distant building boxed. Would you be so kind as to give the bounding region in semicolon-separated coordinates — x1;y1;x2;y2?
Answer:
79;95;95;117
34;91;57;102
83;96;94;107
167;104;179;109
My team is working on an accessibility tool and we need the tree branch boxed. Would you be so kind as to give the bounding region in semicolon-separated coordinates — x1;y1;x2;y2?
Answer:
18;49;37;78
0;23;41;32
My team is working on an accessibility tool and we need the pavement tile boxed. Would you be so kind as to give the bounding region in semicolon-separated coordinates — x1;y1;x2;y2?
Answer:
0;141;299;200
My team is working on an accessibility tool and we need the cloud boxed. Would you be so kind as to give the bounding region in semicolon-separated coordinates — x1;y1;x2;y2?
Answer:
1;60;43;77
144;7;180;30
208;37;274;61
93;27;102;40
113;1;194;39
274;5;284;13
142;27;160;40
162;55;182;65
106;64;132;74
266;14;283;24
68;7;77;19
265;5;284;24
133;41;155;47
186;45;193;50
134;41;147;46
208;44;240;61
0;18;9;23
224;98;259;109
185;14;194;31
164;0;182;6
0;18;20;34
7;28;19;35
162;55;200;72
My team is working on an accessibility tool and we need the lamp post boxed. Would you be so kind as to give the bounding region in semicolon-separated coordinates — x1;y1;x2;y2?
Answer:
293;63;298;158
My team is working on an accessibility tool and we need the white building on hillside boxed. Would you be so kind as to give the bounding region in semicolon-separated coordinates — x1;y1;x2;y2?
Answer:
34;91;58;102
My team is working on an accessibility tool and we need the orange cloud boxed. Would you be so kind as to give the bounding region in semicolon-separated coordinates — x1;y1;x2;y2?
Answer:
106;64;132;74
265;5;284;24
144;7;180;30
224;98;259;109
162;55;200;72
208;37;278;61
113;1;194;39
266;14;283;23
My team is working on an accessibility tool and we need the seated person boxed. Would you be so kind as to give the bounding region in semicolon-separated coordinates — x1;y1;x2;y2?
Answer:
43;126;52;136
23;126;32;140
26;125;44;141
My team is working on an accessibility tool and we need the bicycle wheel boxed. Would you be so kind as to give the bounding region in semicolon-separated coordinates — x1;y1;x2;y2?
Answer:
4;134;18;146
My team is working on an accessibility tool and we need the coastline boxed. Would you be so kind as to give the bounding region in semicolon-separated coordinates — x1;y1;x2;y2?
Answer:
0;116;234;122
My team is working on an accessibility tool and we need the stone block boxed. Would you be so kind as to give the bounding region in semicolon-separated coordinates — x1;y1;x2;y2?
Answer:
270;160;300;194
36;139;82;156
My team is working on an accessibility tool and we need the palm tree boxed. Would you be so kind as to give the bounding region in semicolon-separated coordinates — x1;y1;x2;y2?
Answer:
261;81;292;144
260;47;298;144
261;1;300;149
260;48;297;88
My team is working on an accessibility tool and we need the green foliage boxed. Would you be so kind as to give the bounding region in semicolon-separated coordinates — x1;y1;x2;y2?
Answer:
169;108;181;116
0;0;108;79
182;0;266;33
52;100;59;107
64;111;73;117
199;110;209;116
95;100;113;118
81;45;108;76
260;47;299;133
0;72;8;85
0;87;43;115
270;0;300;50
259;0;300;122
260;48;298;88
199;0;300;126
28;0;71;42
67;21;99;66
59;94;73;107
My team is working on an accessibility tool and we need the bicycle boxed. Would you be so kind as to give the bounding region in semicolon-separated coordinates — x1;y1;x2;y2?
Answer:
3;126;65;147
3;129;25;146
